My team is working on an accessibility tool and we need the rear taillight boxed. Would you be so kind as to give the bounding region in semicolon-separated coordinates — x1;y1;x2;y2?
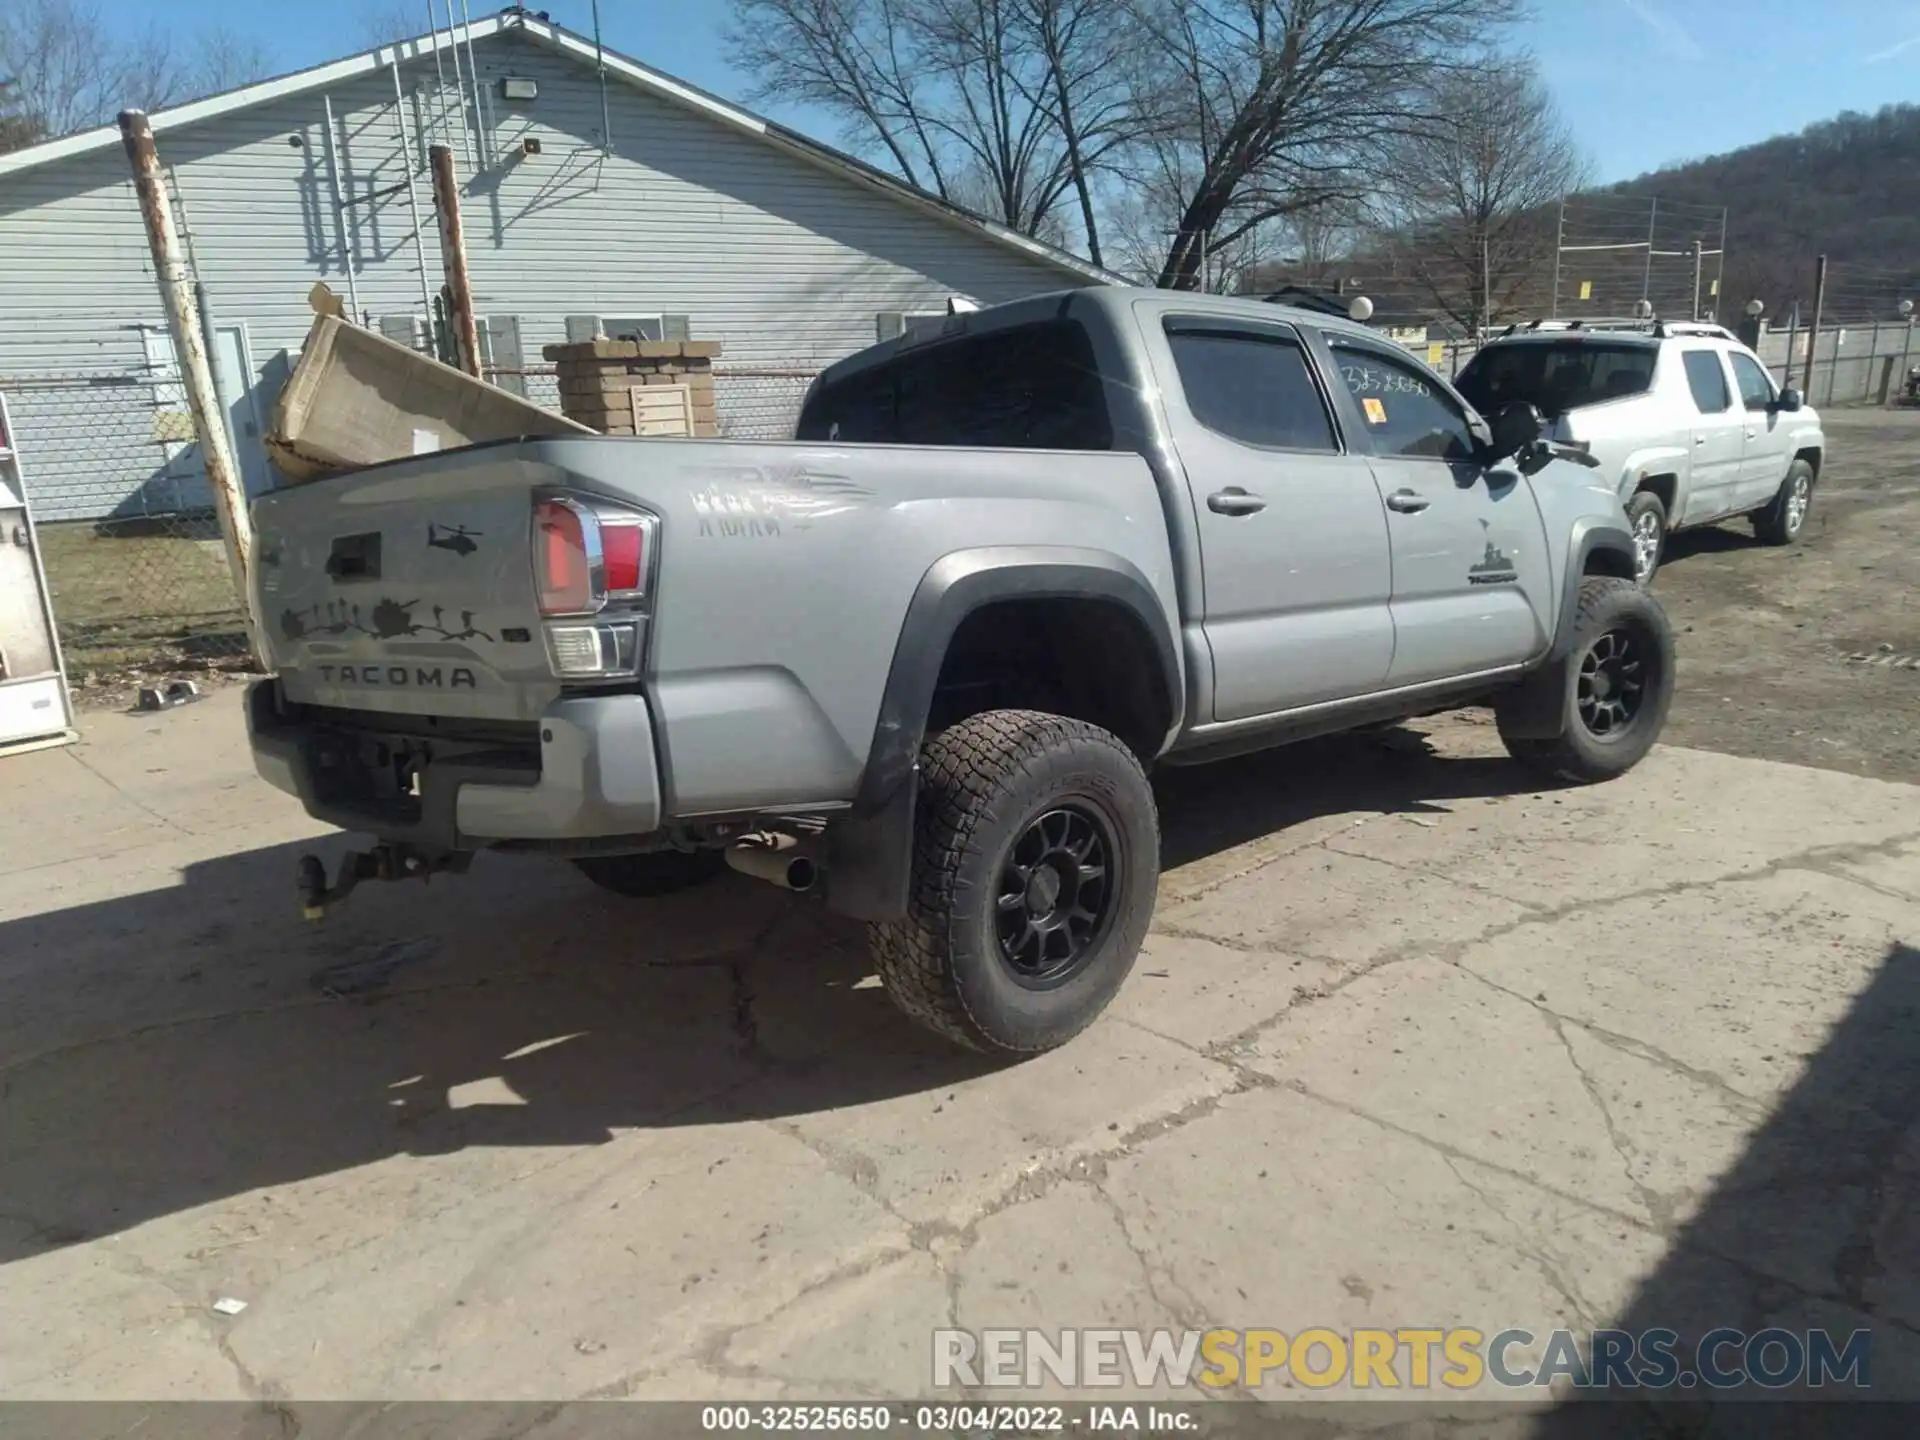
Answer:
534;498;596;615
531;493;657;681
600;520;645;597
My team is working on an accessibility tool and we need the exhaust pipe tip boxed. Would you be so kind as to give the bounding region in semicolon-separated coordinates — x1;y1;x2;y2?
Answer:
725;832;818;892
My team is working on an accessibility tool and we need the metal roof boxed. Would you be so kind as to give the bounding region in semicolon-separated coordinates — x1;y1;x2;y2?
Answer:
0;7;1119;288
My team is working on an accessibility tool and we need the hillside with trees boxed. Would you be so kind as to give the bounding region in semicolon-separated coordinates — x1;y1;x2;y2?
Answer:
1600;103;1920;322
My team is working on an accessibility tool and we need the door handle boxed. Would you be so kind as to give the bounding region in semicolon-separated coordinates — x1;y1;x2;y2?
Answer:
1207;487;1267;516
1694;436;1708;446
1385;489;1429;514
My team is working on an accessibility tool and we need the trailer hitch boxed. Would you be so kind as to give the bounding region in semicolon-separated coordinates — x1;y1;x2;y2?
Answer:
295;844;472;921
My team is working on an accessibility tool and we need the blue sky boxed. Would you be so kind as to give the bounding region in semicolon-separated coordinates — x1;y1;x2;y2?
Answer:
99;0;1920;183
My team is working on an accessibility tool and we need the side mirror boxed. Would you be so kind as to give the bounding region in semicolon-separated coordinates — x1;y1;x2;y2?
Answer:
1485;401;1543;462
1776;386;1803;413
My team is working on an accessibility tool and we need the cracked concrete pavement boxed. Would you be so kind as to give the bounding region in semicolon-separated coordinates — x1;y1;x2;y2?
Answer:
1;693;1917;1409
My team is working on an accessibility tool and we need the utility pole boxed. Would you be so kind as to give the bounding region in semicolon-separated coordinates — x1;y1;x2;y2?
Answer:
1802;253;1828;398
1691;240;1703;321
429;144;482;377
118;110;257;662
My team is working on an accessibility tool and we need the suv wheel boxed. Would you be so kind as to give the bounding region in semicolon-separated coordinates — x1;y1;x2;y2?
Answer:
1498;577;1675;783
1753;459;1814;545
1625;490;1666;586
573;848;727;898
869;709;1159;1055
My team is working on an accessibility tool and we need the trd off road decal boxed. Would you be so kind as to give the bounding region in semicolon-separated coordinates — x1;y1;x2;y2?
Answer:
1468;543;1519;585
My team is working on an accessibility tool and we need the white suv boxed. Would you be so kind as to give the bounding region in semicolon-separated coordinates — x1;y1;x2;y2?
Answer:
1456;322;1825;584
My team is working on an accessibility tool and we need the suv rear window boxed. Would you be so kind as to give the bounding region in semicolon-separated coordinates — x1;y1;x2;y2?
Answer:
1456;340;1655;417
796;319;1113;450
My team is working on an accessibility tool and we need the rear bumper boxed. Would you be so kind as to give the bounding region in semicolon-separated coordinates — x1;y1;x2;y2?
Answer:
246;678;663;849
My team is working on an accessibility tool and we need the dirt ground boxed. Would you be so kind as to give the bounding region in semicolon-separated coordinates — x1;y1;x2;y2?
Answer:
1652;407;1920;784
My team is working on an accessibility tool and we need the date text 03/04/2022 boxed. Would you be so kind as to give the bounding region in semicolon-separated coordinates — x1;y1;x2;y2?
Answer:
699;1404;1187;1432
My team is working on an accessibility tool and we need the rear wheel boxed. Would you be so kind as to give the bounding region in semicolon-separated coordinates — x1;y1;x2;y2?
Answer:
1624;489;1667;586
869;709;1159;1055
1753;459;1814;545
1498;577;1675;783
573;848;727;898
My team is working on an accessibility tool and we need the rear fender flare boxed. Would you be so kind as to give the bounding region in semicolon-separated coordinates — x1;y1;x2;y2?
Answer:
824;548;1180;924
855;546;1182;813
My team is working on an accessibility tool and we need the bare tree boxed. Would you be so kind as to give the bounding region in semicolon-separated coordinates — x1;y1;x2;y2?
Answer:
359;0;431;47
0;77;45;154
1125;0;1522;290
186;26;273;101
727;0;1142;261
728;0;959;199
0;0;271;139
1369;57;1587;332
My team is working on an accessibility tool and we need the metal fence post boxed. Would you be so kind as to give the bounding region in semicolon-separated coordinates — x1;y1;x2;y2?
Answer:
1802;254;1828;396
117;109;258;665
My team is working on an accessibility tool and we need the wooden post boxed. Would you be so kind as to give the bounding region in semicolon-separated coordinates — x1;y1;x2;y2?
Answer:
117;109;258;663
429;144;482;378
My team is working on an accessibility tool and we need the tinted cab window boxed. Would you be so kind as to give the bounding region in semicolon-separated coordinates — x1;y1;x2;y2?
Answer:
1329;339;1476;461
1164;322;1338;452
797;319;1113;449
1457;339;1655;417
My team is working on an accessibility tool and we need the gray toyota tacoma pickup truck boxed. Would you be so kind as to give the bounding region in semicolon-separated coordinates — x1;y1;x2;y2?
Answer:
247;286;1675;1055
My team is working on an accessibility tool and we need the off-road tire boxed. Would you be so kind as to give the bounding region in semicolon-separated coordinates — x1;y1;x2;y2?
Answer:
573;848;727;898
1753;458;1815;546
1624;489;1667;586
1498;577;1675;783
868;709;1159;1055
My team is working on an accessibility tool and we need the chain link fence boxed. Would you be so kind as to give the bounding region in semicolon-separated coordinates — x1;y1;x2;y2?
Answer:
483;362;819;440
6;371;253;701
713;365;817;439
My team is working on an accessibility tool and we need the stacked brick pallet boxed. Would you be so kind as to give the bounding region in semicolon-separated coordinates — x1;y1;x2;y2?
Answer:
542;338;723;437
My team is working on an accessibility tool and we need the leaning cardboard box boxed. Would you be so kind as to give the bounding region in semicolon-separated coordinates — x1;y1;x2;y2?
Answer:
267;315;592;483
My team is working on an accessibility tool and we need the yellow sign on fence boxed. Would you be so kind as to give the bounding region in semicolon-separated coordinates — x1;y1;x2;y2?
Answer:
1579;280;1593;300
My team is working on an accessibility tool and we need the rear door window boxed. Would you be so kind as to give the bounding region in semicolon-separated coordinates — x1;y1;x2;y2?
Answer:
796;319;1112;449
1456;340;1655;416
1164;322;1339;452
1682;350;1733;414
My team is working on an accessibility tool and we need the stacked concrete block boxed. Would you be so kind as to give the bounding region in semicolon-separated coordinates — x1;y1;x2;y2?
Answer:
542;338;723;437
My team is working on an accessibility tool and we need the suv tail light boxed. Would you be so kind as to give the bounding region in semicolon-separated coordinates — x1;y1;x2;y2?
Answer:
531;493;657;681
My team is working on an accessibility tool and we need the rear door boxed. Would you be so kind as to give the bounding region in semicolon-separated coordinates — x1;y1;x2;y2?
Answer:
1679;348;1745;522
1728;348;1791;508
1321;333;1551;687
1146;312;1394;721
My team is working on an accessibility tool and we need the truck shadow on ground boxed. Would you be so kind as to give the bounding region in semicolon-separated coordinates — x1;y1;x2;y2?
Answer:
0;729;1573;1266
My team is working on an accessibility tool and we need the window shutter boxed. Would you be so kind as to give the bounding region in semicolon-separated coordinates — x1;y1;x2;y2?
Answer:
487;315;527;395
565;314;602;343
379;315;423;351
876;312;905;342
662;314;691;342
